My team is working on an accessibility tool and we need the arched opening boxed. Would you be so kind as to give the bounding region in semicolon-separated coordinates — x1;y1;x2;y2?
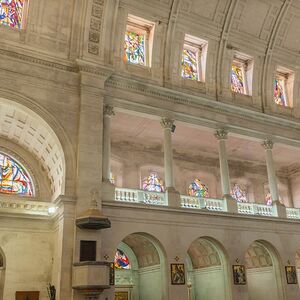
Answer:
245;240;284;300
187;237;231;300
0;248;5;300
114;233;167;300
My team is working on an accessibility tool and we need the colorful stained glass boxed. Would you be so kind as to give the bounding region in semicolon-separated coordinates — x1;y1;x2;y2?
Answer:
181;49;198;80
124;31;145;65
188;178;209;198
231;64;244;93
265;192;272;206
231;184;247;202
0;152;33;196
0;0;24;29
142;173;165;193
114;249;131;269
274;78;287;106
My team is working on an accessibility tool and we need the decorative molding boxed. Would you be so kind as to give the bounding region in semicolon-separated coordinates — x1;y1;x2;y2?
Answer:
215;129;228;140
262;139;273;150
88;0;105;56
160;118;174;130
104;105;115;117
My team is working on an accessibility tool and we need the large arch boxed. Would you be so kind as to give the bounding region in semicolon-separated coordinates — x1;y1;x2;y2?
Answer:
0;92;76;199
114;232;168;300
0;248;5;300
245;240;285;300
187;236;232;300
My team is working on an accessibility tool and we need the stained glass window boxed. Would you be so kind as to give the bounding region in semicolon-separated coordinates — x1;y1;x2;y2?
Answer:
231;64;245;94
0;152;33;196
182;48;199;80
124;31;145;65
188;178;209;198
0;0;24;29
114;249;131;269
231;184;247;202
142;173;165;193
274;78;287;106
265;192;272;206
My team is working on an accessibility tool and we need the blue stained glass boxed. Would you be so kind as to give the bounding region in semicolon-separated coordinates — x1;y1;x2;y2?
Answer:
142;173;165;193
0;152;33;196
274;78;287;106
114;249;131;269
124;31;145;65
231;64;244;93
0;0;24;29
188;178;209;198
231;184;247;202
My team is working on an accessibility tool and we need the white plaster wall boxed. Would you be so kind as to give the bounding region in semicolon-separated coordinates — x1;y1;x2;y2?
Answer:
139;265;162;300
0;219;53;300
193;266;226;300
247;267;278;300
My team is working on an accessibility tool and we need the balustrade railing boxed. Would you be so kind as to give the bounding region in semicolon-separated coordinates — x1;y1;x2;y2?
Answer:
286;208;300;219
238;202;273;217
115;188;166;206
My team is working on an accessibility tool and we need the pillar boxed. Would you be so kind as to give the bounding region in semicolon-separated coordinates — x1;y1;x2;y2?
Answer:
215;129;237;213
102;105;114;182
262;139;286;217
160;118;181;207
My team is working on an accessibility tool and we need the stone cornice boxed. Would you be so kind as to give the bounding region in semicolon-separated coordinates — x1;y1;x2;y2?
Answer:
105;75;300;143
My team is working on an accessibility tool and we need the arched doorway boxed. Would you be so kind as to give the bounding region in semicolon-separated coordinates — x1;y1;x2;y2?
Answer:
114;233;167;300
0;248;5;300
245;240;284;300
187;237;231;300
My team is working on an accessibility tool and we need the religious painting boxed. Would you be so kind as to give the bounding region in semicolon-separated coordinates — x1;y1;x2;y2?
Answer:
16;291;39;300
285;266;298;284
115;291;128;300
170;263;185;285
109;262;115;285
232;265;246;285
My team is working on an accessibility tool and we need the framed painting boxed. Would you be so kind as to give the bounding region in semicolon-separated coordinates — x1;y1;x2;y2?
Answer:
115;291;128;300
170;263;185;285
16;291;39;300
285;266;298;284
232;265;246;285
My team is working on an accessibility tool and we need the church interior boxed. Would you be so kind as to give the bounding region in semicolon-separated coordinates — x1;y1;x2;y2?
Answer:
1;0;300;299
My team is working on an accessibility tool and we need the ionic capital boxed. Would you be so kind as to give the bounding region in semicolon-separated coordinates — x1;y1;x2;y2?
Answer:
263;139;273;150
104;105;115;117
161;118;174;130
215;129;228;140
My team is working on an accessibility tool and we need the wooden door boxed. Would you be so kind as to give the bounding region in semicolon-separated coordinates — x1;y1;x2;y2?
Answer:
16;291;39;300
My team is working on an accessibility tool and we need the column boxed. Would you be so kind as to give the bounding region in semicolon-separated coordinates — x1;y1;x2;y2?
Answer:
262;139;279;202
102;105;114;182
161;118;175;189
215;129;231;199
262;139;286;217
160;118;180;207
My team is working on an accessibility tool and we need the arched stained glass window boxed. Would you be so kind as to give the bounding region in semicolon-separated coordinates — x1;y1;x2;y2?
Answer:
142;173;165;192
0;0;25;29
0;152;34;196
265;192;272;206
114;249;131;269
188;178;209;198
231;184;247;202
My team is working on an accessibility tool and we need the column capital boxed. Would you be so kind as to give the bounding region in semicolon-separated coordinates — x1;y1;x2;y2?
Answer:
263;139;273;150
161;118;174;130
104;105;115;117
215;129;228;140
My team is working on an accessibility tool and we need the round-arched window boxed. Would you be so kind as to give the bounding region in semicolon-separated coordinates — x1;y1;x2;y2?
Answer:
231;184;247;202
188;179;209;198
0;152;34;196
142;173;165;192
